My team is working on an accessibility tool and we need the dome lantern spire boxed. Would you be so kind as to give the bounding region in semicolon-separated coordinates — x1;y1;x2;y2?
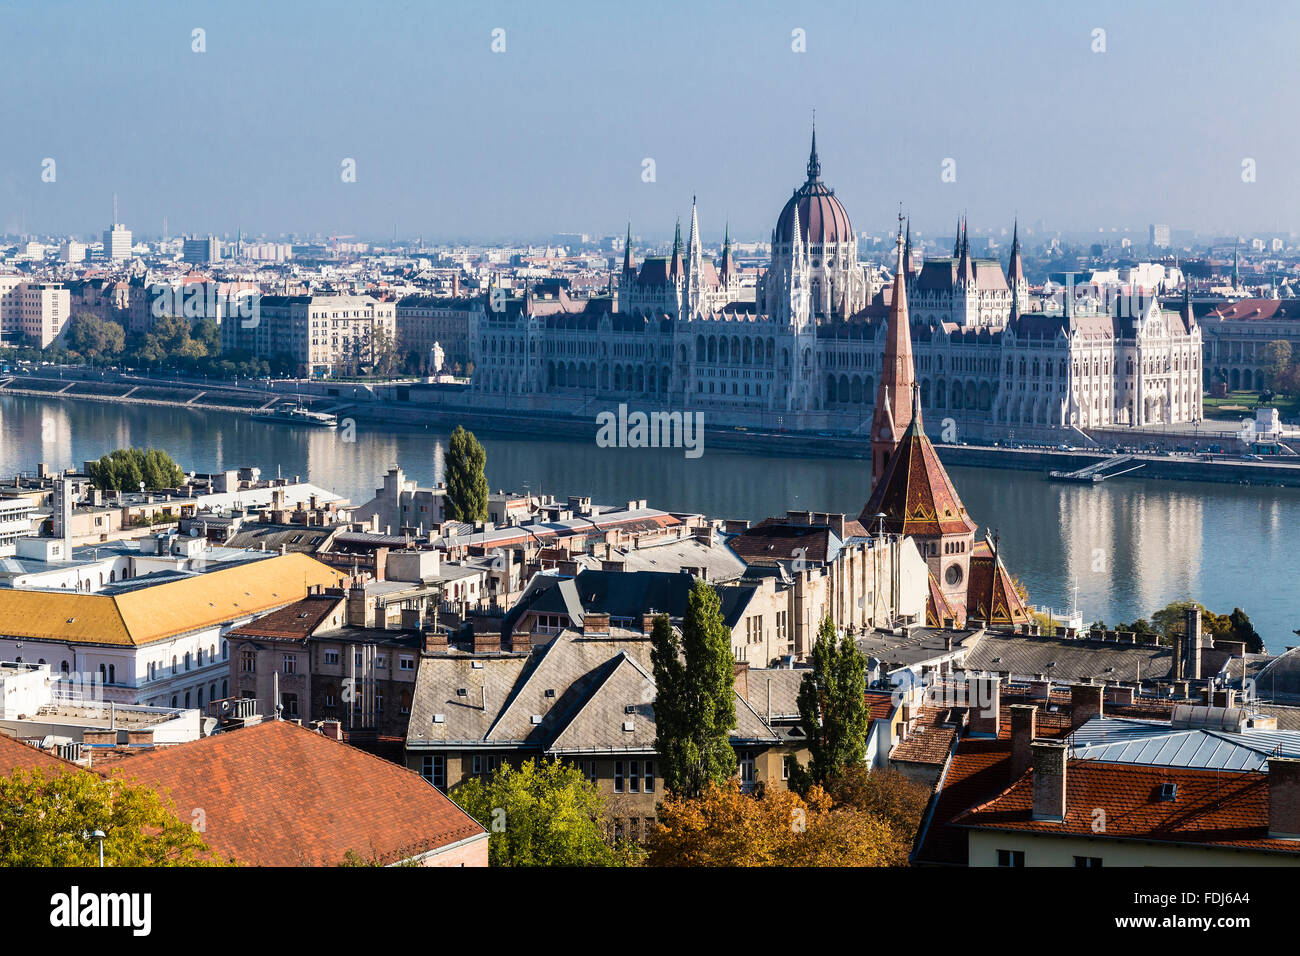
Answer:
807;114;821;183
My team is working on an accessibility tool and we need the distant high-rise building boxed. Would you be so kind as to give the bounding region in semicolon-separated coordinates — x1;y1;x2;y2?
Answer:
60;240;86;264
103;223;132;261
182;235;221;265
1149;223;1171;249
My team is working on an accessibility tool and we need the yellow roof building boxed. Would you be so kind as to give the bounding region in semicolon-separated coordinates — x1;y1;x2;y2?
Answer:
0;552;347;647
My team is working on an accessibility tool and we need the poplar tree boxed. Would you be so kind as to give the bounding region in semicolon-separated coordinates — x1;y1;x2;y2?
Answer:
789;615;870;793
445;425;489;522
650;580;738;798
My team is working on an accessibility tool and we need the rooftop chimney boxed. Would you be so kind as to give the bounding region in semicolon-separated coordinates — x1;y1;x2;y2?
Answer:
1185;606;1203;680
734;661;750;701
968;676;1000;737
1070;682;1104;728
1267;757;1300;840
423;629;448;653
1010;704;1037;780
1030;740;1068;822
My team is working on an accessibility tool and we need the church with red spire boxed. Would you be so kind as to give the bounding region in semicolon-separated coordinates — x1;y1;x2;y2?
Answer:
861;221;1032;631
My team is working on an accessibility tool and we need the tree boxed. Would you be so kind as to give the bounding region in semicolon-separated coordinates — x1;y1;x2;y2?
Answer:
451;758;632;866
444;425;489;522
370;327;402;377
1227;607;1264;653
64;313;125;365
650;582;738;799
87;448;184;492
0;767;226;866
789;616;869;793
825;766;930;864
646;779;904;866
1263;340;1293;389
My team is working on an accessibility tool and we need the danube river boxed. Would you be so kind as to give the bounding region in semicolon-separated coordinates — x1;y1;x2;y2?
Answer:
3;393;1297;652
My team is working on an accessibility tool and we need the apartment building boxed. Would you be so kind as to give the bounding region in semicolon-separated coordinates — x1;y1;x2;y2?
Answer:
222;293;396;377
0;552;346;710
396;294;480;372
0;279;70;347
406;621;797;840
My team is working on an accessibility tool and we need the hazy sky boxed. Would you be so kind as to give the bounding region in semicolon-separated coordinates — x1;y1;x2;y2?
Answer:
2;0;1296;243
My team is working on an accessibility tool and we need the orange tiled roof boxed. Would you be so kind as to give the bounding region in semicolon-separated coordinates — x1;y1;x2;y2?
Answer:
0;731;78;776
954;760;1300;856
111;720;486;865
891;707;959;766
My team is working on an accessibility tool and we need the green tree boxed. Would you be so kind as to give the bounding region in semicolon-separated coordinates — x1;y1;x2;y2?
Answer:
0;767;226;866
789;616;870;793
451;758;630;866
193;318;222;356
1263;340;1293;389
444;425;489;522
650;582;738;799
64;313;126;365
1227;607;1263;653
87;448;184;492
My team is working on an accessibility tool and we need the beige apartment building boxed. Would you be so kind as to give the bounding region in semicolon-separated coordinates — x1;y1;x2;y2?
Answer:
222;292;396;377
0;278;70;348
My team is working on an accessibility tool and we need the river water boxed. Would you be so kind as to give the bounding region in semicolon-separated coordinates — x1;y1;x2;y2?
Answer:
2;393;1296;652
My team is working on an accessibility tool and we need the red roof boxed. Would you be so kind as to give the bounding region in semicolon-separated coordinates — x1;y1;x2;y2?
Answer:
0;731;78;776
859;409;977;538
955;760;1300;856
1205;299;1300;322
111;721;486;865
966;542;1032;627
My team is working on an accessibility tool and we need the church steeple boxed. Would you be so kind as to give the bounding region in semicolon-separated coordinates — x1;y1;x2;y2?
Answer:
869;214;916;489
622;222;634;275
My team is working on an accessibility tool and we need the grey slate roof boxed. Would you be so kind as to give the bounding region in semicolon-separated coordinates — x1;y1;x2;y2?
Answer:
963;631;1172;684
548;653;658;754
743;668;807;721
407;627;782;754
856;627;977;670
487;634;653;744
406;654;531;747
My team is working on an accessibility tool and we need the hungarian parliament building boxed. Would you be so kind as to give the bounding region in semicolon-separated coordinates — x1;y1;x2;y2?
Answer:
470;129;1203;438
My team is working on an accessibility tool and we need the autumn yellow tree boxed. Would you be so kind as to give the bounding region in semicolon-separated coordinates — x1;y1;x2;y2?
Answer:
645;779;907;867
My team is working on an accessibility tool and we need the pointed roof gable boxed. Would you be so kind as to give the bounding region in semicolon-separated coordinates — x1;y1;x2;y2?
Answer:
547;652;657;754
925;571;960;628
860;391;978;538
966;540;1032;627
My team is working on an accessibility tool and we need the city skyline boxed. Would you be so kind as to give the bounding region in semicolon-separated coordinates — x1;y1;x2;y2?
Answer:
3;0;1299;241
